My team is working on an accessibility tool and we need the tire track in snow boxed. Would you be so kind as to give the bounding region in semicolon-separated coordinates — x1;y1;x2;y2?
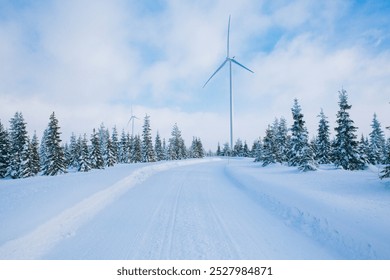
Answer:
128;180;175;259
0;159;218;259
127;163;240;259
128;168;187;259
205;184;241;258
162;176;183;259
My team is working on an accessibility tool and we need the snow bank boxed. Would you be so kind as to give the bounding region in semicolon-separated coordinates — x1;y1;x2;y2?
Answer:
224;159;390;259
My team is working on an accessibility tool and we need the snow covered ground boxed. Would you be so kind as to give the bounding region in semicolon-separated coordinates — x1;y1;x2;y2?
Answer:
0;158;389;260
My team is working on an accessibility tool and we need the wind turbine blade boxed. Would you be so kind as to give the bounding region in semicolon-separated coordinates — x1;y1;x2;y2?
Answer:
230;58;254;73
128;115;138;125
203;59;228;88
227;15;231;58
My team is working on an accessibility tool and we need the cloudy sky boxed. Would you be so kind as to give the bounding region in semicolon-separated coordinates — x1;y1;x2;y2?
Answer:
1;0;389;150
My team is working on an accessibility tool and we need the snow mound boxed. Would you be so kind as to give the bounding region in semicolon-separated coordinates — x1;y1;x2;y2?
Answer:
224;161;390;259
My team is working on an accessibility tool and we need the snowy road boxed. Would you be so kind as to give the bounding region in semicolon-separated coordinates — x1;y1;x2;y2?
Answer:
42;159;336;259
1;158;388;259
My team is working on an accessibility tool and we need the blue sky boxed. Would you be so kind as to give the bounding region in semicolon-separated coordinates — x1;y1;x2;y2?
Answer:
1;0;389;150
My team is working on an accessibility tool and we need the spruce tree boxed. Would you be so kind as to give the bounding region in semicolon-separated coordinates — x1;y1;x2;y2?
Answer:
30;132;40;175
63;143;71;168
105;135;117;167
42;112;67;176
119;130;129;163
216;143;221;156
333;89;365;170
260;125;277;166
0;121;11;178
358;135;370;165
128;135;136;163
271;118;280;162
253;138;263;162
39;128;49;168
221;142;230;156
381;160;390;179
162;138;168;160
132;135;142;163
368;113;386;165
155;132;164;161
310;137;317;161
288;99;316;171
190;137;204;158
385;138;390;165
142;115;156;162
243;141;250;157
111;126;120;163
233;139;244;157
78;134;91;172
197;138;204;158
68;133;79;168
274;117;288;163
315;109;332;164
380;124;390;178
90;128;104;169
168;123;187;160
9;112;29;178
189;137;197;158
20;136;36;178
98;123;110;166
380;139;390;179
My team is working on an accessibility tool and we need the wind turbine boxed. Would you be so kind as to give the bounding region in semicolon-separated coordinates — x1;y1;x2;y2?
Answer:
127;106;139;137
203;15;254;152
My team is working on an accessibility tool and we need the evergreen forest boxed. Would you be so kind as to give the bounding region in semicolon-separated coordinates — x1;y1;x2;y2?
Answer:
1;88;389;180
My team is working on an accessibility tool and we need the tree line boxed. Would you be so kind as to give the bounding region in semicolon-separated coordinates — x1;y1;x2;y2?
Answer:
1;88;389;180
0;113;205;179
245;88;389;178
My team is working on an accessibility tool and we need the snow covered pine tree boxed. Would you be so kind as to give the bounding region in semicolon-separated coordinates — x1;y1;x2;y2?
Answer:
8;112;30;178
168;123;187;160
190;137;204;158
260;125;277;166
0;121;11;178
381;148;390;179
288;99;316;171
315;109;332;164
42;112;67;176
154;132;164;161
90;128;105;169
380;116;390;179
368;113;386;165
142;115;156;162
332;89;365;170
78;134;91;172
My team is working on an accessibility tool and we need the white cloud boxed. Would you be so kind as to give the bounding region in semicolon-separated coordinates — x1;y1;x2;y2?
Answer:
1;0;389;152
235;32;390;140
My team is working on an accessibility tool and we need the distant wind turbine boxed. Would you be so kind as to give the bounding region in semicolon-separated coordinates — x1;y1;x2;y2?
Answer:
203;15;254;151
127;106;139;137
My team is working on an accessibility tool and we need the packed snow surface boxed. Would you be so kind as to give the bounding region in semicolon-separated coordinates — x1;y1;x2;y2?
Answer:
0;158;389;259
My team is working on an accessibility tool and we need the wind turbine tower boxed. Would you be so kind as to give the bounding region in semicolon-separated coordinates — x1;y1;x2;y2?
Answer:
127;106;139;137
203;15;254;152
